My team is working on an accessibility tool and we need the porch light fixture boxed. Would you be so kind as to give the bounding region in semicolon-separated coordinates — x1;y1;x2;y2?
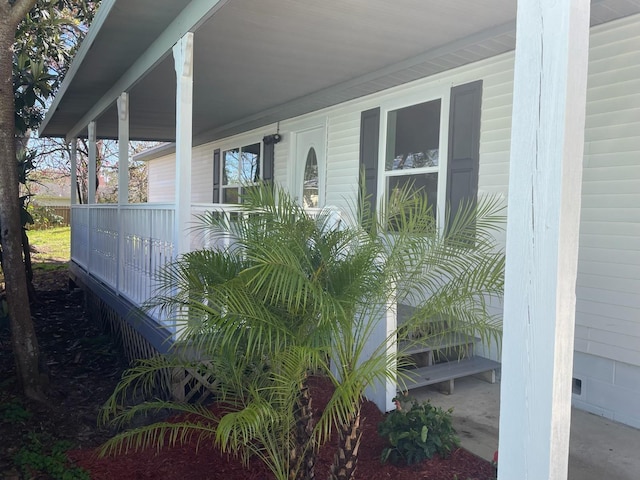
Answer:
263;133;282;145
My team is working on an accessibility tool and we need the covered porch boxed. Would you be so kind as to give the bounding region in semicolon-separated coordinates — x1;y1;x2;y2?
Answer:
40;1;640;478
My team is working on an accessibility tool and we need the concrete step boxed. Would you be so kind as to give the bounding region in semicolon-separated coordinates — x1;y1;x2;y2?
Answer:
400;356;501;394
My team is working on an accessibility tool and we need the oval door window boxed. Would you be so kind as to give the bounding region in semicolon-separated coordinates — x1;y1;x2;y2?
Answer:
303;147;319;208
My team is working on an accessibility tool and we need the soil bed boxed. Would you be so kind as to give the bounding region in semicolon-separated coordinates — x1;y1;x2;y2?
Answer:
1;267;495;479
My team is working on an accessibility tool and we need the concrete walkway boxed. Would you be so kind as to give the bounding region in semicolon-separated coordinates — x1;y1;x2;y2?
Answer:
411;376;640;479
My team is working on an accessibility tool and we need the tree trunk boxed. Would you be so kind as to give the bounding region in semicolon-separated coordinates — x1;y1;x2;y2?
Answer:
290;379;316;480
21;228;37;301
328;406;362;480
0;5;46;402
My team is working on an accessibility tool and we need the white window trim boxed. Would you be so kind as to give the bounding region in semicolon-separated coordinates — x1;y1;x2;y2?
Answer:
215;138;264;203
377;85;451;229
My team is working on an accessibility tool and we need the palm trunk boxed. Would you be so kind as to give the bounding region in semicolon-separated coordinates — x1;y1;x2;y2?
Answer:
290;380;316;480
328;405;362;480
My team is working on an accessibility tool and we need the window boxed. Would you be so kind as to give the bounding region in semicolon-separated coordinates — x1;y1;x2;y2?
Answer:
384;99;441;219
302;147;319;208
221;143;261;203
359;81;481;230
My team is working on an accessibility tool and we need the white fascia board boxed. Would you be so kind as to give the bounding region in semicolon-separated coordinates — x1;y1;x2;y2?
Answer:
62;0;228;143
39;0;118;136
134;142;176;162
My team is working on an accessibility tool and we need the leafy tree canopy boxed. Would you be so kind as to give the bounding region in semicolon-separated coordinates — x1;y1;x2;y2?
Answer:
14;0;99;136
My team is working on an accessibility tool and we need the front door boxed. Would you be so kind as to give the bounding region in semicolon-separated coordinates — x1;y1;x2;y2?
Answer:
294;125;326;209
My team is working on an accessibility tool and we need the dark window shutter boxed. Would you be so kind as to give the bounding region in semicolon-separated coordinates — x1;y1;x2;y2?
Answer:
212;148;221;203
263;141;275;183
359;107;380;219
447;80;482;228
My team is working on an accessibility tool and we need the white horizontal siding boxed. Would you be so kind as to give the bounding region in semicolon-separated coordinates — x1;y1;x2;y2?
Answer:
146;146;211;203
191;144;213;203
580;220;640;236
325;112;360;211
578;246;640;266
578;273;640;295
474;58;512;254
582;165;640;182
147;154;175;202
575;14;640;367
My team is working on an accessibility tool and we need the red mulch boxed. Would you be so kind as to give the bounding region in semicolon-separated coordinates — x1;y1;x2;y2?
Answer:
70;377;495;480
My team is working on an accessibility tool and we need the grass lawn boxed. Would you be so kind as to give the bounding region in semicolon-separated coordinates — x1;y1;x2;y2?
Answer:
27;226;71;266
0;227;70;286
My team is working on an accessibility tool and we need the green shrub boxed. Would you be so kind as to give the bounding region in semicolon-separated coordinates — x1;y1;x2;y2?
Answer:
13;433;90;480
0;399;32;423
27;203;65;230
378;398;460;465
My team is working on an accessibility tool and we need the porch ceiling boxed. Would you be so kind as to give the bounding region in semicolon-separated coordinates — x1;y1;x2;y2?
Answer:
40;0;640;144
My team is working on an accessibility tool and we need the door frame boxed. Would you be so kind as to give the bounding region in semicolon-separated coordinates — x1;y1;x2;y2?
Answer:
289;118;328;208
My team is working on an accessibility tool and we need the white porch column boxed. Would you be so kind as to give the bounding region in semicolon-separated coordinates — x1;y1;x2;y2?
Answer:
87;121;97;204
116;93;130;295
70;139;77;205
498;1;590;479
172;32;194;257
117;92;130;205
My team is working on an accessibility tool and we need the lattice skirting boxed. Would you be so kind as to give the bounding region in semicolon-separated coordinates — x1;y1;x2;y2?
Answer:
84;290;157;363
82;287;215;404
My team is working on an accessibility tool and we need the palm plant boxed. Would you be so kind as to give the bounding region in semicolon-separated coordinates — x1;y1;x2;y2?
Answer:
100;182;504;480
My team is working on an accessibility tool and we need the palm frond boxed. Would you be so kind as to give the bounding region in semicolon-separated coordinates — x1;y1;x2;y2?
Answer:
103;181;505;480
99;419;217;457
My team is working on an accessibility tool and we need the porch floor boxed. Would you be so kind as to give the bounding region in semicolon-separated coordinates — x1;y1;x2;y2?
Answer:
411;376;640;479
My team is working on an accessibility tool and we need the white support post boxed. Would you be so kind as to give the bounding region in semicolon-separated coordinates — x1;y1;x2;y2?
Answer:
70;139;77;205
117;92;130;205
173;32;194;259
116;93;130;295
87;121;97;273
88;121;97;205
498;1;590;479
69;139;77;265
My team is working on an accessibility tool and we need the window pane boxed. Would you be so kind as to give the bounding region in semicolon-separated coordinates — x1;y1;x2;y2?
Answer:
223;148;240;185
241;143;260;183
303;147;319;208
387;173;438;218
386;100;441;171
223;187;239;204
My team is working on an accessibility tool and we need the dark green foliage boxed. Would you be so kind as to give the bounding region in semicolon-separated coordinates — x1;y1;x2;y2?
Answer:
13;433;90;480
378;398;459;465
26;204;64;230
14;1;100;136
0;399;32;423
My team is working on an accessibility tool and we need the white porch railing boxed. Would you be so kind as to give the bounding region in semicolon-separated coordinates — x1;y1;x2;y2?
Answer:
72;204;174;321
190;203;244;251
71;203;338;328
70;203;256;324
120;204;175;306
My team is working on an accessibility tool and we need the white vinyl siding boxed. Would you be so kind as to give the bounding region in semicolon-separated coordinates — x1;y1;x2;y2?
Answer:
325;112;360;212
147;145;212;203
191;144;214;203
147;154;175;202
575;14;640;367
273;137;288;188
